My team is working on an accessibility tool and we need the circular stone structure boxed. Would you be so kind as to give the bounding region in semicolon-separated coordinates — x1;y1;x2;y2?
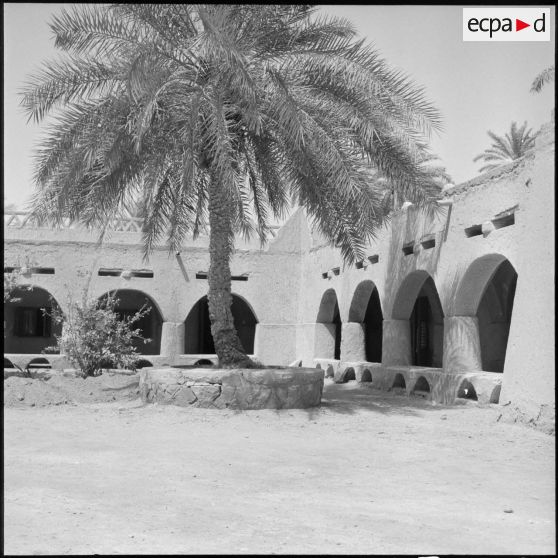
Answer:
139;367;324;410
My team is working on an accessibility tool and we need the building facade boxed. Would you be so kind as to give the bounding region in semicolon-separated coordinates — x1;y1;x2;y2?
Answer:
4;121;554;426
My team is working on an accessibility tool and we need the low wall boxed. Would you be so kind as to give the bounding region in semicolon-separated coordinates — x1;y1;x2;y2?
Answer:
140;367;324;410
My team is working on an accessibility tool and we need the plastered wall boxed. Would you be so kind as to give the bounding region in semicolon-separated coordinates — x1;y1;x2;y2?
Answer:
5;121;554;419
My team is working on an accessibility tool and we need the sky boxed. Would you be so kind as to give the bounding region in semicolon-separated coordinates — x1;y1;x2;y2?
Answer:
3;4;556;208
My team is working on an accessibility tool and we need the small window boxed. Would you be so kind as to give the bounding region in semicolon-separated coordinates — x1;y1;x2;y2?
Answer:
196;272;247;281
402;243;414;256
465;225;482;238
32;267;55;275
4;267;18;273
332;267;340;276
355;260;365;269
321;272;328;279
98;268;123;277
132;270;154;278
421;238;435;250
367;254;379;264
492;213;515;229
14;307;52;337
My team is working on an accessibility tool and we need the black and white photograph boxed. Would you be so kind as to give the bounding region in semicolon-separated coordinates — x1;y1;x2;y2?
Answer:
3;3;555;555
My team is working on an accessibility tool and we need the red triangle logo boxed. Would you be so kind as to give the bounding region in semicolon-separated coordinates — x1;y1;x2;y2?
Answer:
516;19;530;31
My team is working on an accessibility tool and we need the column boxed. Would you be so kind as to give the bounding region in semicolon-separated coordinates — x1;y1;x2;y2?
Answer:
160;321;185;357
442;316;482;372
340;322;366;361
313;323;336;359
382;319;411;365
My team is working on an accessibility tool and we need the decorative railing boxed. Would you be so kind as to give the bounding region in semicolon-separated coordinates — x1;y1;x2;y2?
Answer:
4;211;143;232
4;210;280;237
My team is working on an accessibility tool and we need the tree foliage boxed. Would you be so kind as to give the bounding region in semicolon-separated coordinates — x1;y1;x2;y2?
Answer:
530;65;555;94
21;3;444;262
21;4;445;366
473;121;536;174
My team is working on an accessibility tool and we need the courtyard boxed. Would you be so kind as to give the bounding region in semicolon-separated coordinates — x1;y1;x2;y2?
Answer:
4;376;555;555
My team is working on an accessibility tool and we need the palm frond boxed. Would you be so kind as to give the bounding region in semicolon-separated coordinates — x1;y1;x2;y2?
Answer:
530;65;555;93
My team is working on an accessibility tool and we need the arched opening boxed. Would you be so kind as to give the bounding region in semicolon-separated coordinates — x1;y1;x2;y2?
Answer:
391;373;406;392
410;277;444;367
333;302;341;360
477;261;517;372
393;272;444;367
194;359;214;367
454;255;518;373
316;289;342;360
184;295;258;354
25;357;52;371
4;286;63;354
340;367;356;382
457;379;478;401
98;290;163;355
360;369;372;383
412;376;431;396
134;359;153;369
348;281;383;362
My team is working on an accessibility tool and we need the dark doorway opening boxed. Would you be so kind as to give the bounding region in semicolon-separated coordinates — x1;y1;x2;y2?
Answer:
333;300;341;360
409;277;444;367
184;295;257;354
477;260;518;372
99;290;163;355
364;288;383;362
4;286;62;354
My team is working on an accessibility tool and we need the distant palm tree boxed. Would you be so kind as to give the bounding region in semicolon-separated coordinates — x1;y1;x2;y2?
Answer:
20;4;443;367
473;121;536;174
530;65;554;93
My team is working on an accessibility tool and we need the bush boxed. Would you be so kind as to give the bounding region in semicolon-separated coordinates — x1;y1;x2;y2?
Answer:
48;293;151;378
3;267;32;303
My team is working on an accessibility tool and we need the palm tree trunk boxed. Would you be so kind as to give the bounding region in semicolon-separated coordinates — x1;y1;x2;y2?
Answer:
207;178;254;368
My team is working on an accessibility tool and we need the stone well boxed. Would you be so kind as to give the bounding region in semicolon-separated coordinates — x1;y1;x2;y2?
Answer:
139;367;324;410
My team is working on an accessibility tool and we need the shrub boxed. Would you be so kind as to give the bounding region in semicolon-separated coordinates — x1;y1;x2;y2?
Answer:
48;292;151;378
3;267;32;303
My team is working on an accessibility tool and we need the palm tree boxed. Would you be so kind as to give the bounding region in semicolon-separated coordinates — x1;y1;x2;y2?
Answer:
21;4;443;368
473;121;536;174
530;65;554;93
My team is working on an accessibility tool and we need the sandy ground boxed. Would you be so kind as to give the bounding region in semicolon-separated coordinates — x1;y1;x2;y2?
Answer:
3;373;555;555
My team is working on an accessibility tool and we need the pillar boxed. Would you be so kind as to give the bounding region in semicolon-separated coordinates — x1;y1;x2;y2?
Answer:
160;321;185;357
340;322;366;361
382;319;411;365
443;316;482;372
313;323;337;359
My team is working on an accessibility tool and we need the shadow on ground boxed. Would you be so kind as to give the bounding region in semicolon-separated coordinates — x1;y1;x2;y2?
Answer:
296;380;479;421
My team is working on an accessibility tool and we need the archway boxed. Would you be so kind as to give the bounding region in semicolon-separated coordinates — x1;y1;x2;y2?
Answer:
184;294;258;354
348;281;383;362
98;290;163;355
4;286;62;354
393;271;444;367
454;255;518;373
316;289;341;359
